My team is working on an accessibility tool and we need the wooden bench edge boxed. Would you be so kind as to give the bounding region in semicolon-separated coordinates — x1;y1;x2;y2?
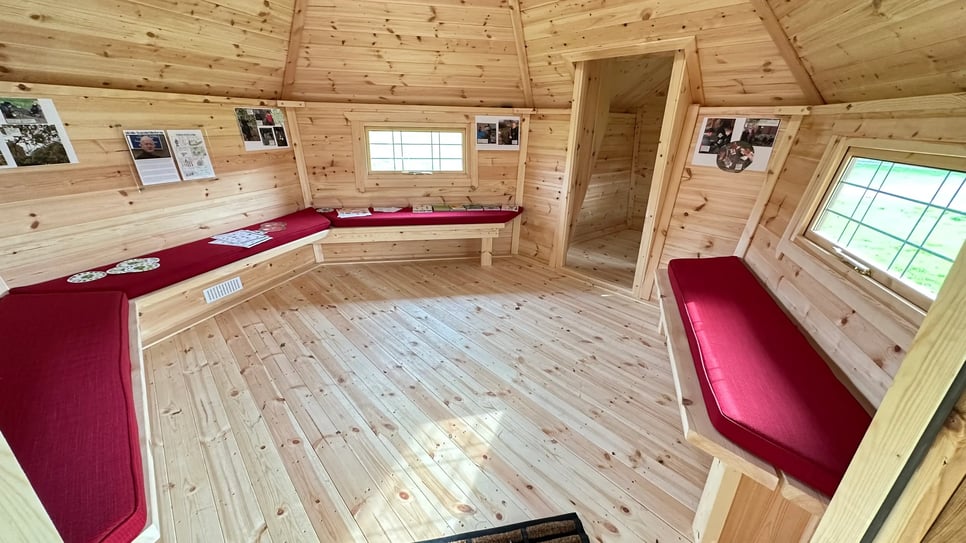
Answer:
655;268;781;491
128;302;161;543
318;223;506;244
779;471;830;516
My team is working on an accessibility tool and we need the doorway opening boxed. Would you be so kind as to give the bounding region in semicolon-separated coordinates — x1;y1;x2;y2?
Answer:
564;53;674;291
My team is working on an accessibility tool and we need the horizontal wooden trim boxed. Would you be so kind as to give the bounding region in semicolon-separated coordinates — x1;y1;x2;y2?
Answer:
810;92;966;116
1;81;282;106
562;36;694;64
655;269;781;490
698;106;813;117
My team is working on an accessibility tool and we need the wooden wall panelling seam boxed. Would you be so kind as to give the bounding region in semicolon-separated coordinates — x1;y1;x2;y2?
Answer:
811;245;966;542
511;114;531;254
508;0;535;107
746;0;825;104
127;305;161;543
875;379;966;542
0;430;62;543
284;106;314;207
518;111;570;264
734;115;804;257
626;109;644;227
281;0;309;99
633;51;695;300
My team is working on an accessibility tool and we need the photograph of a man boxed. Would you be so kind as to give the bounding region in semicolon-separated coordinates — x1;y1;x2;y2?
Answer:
129;134;171;160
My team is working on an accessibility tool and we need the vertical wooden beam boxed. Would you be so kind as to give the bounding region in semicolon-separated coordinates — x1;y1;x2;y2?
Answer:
552;61;592;267
734;115;803;257
747;0;825;104
811;241;966;542
511;114;531;254
681;37;705;105
560;60;612;244
281;0;309;99
633;51;696;299
693;458;743;542
508;0;534;107
876;388;966;542
283;106;313;209
0;430;62;542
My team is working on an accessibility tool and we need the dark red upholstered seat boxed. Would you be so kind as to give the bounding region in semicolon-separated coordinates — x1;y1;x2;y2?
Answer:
320;207;522;227
0;291;146;542
667;256;872;497
14;208;331;298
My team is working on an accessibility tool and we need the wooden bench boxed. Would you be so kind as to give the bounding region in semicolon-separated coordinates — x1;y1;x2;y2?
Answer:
656;266;835;542
316;207;523;267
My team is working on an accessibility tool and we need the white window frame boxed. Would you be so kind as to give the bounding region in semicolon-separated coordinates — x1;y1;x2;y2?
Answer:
348;116;477;192
780;137;966;319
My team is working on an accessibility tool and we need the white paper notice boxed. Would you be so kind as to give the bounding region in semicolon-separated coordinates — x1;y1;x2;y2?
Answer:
124;130;182;185
168;129;216;181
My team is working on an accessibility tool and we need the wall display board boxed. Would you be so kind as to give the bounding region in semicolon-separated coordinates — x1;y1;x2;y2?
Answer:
692;117;780;173
0;97;78;169
475;115;521;150
124;130;182;185
168;129;215;181
234;107;289;151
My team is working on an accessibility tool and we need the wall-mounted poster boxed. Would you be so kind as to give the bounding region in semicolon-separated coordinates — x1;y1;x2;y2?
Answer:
124;130;182;185
0;97;78;169
475;115;520;150
234;107;289;151
692;117;781;173
167;129;216;181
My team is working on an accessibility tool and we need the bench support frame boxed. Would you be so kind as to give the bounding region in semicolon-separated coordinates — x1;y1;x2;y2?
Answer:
318;223;507;266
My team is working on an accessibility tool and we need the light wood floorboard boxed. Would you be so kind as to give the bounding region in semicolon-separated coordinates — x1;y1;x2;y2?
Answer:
566;229;643;291
145;258;710;542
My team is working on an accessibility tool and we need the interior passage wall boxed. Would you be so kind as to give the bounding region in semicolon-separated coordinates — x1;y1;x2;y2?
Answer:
743;99;966;407
519;111;570;264
0;83;302;288
628;96;668;229
294;103;523;262
572;113;635;241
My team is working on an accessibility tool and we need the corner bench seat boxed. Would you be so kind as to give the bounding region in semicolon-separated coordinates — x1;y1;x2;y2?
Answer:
663;256;872;498
13;208;332;298
0;291;146;543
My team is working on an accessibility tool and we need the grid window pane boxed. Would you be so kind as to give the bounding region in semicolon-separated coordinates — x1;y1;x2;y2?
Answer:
367;129;464;173
810;155;966;299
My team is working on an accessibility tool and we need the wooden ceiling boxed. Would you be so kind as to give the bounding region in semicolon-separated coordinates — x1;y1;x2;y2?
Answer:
0;0;963;106
769;0;966;102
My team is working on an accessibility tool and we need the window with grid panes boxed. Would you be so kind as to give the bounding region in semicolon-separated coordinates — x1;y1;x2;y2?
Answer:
366;128;465;174
806;147;966;308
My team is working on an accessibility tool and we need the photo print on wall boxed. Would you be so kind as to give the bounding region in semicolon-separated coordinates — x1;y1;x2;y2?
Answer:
475;115;520;150
692;117;781;173
235;107;289;151
124;130;182;185
0;97;78;169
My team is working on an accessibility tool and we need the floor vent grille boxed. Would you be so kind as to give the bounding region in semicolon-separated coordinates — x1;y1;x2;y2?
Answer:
203;277;243;304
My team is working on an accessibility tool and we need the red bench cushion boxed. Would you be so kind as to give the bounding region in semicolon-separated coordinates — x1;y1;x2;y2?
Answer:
0;292;146;542
667;256;871;497
14;208;330;298
320;207;522;227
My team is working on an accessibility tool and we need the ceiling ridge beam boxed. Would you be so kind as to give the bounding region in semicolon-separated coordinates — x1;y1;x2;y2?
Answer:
509;0;534;107
747;0;825;104
281;0;308;100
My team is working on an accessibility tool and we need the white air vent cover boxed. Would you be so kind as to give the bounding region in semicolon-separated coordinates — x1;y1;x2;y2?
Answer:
203;277;243;304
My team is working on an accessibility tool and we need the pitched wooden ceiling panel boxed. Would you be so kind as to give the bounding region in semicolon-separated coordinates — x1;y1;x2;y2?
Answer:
284;0;528;106
771;0;966;102
519;0;811;108
0;0;295;98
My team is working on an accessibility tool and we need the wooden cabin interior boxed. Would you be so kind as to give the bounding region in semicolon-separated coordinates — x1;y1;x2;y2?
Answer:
1;1;965;542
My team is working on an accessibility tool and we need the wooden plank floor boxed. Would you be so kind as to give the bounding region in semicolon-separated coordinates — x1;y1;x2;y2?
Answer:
566;229;643;291
144;258;711;543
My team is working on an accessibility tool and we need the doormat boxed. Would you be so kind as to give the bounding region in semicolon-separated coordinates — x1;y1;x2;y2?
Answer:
415;512;590;543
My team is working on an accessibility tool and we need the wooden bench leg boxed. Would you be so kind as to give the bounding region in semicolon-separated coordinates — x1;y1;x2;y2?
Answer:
693;458;742;542
481;237;494;266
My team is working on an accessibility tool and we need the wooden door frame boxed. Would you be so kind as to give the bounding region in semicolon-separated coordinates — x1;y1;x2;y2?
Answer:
551;37;702;297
